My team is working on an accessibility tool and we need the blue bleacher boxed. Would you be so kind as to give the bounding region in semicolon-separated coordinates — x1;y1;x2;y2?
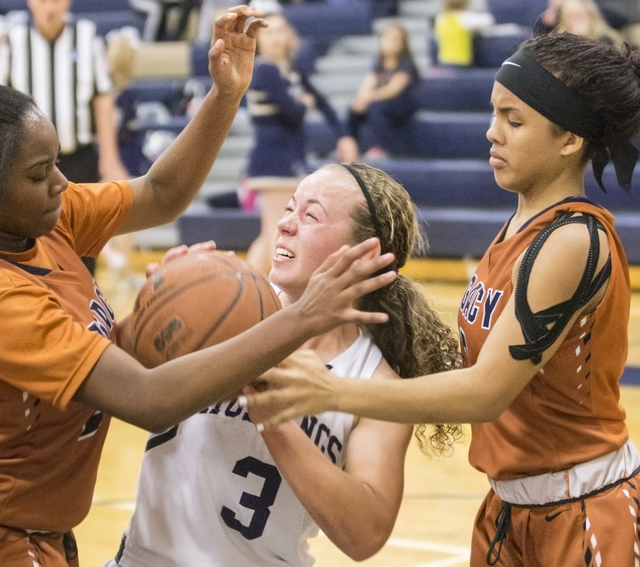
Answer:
72;0;132;12
74;10;145;36
0;0;25;12
413;69;494;112
283;0;373;40
472;29;532;68
108;2;640;266
487;0;547;27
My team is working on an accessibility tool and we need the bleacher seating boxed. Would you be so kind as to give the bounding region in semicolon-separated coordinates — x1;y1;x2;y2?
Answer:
487;0;547;27
283;0;373;40
429;28;531;69
413;68;494;111
472;27;532;68
107;0;640;266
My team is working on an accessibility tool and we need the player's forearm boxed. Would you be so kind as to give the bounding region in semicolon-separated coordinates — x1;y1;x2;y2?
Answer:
93;94;124;164
139;306;317;429
334;366;506;425
262;424;396;560
142;85;242;221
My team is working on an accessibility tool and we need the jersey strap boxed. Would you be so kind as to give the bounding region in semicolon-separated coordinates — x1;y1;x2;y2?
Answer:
509;213;612;364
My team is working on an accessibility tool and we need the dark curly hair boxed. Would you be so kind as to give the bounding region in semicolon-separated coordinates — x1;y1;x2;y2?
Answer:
322;162;464;455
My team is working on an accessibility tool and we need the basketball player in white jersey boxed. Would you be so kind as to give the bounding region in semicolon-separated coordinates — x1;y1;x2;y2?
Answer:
110;163;461;566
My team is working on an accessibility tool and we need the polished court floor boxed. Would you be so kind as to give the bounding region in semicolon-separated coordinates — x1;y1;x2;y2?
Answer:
75;256;640;567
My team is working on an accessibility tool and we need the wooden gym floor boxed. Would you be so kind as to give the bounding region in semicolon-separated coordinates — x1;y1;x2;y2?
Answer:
74;253;640;567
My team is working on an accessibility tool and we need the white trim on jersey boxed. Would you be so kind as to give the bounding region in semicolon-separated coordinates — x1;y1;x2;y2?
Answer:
0;15;113;154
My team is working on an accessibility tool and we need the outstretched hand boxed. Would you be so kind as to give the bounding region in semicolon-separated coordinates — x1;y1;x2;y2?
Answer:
209;6;268;97
240;349;339;428
291;237;396;336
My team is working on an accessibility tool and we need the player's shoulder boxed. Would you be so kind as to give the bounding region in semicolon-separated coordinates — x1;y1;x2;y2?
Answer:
537;211;610;262
370;356;400;382
0;266;42;297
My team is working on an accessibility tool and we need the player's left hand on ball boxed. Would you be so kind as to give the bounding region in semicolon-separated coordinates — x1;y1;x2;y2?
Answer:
145;241;218;278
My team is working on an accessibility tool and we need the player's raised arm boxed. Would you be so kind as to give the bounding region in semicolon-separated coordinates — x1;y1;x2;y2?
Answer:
119;6;268;235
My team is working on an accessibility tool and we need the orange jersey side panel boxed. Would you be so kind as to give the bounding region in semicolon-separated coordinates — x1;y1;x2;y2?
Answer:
0;181;133;532
458;199;630;480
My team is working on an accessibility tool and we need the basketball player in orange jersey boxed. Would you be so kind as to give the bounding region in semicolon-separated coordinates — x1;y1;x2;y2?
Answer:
0;6;396;567
245;32;640;566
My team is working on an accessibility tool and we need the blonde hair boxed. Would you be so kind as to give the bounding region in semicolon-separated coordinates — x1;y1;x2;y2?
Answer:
323;163;463;455
442;0;469;11
557;0;623;46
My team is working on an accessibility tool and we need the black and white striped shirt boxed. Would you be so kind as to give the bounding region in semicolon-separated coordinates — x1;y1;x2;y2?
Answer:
0;15;112;154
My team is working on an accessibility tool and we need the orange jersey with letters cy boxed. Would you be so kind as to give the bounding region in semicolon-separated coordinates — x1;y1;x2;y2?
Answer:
458;197;630;481
0;180;133;533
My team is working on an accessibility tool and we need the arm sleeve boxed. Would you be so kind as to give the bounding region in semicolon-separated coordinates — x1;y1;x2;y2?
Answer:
0;273;112;409
250;63;306;127
300;73;347;137
59;180;134;258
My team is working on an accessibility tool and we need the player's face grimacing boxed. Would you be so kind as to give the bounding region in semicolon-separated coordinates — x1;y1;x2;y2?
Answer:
487;82;576;196
0;111;68;252
270;168;366;302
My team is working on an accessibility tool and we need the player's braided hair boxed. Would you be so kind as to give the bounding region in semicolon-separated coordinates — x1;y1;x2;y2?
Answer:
0;86;36;198
323;163;463;455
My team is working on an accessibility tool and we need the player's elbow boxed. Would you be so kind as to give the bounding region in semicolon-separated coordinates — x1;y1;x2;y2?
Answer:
121;405;176;433
343;536;388;561
338;523;392;561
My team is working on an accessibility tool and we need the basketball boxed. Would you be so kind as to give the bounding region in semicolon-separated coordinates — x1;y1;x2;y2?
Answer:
132;251;281;368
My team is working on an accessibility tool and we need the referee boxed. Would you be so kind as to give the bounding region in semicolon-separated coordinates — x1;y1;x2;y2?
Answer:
0;0;129;272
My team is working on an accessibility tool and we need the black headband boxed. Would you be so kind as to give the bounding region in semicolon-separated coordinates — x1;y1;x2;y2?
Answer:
342;164;384;242
495;49;638;192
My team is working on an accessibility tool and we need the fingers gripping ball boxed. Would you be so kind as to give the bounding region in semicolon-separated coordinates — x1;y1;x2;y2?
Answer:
132;252;281;368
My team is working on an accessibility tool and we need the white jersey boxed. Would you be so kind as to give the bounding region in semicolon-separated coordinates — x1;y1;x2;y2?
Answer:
116;332;383;567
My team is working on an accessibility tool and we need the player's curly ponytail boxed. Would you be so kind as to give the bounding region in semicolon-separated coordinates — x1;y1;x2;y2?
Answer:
324;162;463;455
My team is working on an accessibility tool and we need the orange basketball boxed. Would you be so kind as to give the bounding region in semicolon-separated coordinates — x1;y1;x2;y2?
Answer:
132;251;281;368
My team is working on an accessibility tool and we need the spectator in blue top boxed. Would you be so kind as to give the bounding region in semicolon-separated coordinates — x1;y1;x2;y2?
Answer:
244;10;357;275
347;24;420;159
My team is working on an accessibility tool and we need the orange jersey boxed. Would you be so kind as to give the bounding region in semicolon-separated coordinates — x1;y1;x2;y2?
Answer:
458;198;630;480
0;180;133;533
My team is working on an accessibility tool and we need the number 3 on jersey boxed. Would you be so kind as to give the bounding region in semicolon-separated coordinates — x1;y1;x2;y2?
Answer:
221;456;282;540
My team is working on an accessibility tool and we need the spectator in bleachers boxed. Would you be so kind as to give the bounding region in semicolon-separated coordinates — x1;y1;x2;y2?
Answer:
535;0;640;45
347;24;420;159
0;0;129;275
244;10;358;276
433;0;495;67
557;0;623;45
595;0;640;45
